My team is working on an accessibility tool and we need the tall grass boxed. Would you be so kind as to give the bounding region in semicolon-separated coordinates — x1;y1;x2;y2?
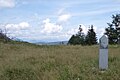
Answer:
0;42;120;80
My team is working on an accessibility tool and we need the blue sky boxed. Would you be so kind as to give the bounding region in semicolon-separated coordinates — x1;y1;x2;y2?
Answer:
0;0;120;42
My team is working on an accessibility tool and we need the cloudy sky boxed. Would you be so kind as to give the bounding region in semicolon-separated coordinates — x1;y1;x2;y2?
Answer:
0;0;120;42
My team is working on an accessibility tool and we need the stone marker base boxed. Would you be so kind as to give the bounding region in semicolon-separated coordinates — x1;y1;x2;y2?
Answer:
99;49;108;70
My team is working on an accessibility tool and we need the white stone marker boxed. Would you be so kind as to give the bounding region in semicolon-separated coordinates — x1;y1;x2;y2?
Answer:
99;35;108;70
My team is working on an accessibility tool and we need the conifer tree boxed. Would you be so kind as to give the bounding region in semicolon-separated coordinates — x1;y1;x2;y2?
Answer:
68;25;85;45
105;14;120;44
85;25;97;45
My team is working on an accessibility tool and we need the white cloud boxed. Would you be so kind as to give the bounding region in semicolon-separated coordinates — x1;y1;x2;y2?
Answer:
58;8;65;15
0;0;15;8
96;27;105;37
81;25;105;39
19;22;29;29
15;25;105;42
66;24;88;36
43;18;50;23
41;18;63;34
5;22;30;30
66;24;105;38
58;14;71;22
80;24;88;35
0;22;30;39
67;28;78;35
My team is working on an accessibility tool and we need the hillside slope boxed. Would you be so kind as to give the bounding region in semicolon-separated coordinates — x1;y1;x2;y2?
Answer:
0;42;120;80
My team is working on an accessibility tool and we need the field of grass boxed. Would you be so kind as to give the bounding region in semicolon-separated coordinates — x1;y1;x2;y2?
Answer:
0;42;120;80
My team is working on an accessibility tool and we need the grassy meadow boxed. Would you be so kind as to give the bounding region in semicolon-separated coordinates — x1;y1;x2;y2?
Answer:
0;42;120;80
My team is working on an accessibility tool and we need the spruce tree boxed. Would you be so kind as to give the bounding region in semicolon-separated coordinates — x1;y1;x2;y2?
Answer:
105;14;120;44
68;25;85;45
68;35;81;45
85;25;97;45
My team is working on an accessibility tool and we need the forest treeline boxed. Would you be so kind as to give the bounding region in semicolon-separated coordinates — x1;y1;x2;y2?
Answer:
68;14;120;45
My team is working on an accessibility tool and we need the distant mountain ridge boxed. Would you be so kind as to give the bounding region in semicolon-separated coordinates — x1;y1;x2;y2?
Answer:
36;41;68;45
10;38;68;45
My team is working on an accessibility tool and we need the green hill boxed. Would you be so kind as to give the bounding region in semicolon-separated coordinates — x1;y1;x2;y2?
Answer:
0;42;120;80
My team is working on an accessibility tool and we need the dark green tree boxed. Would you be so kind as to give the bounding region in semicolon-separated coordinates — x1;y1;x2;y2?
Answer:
105;14;120;44
85;25;97;45
77;25;86;45
68;35;81;45
0;29;11;42
68;25;85;45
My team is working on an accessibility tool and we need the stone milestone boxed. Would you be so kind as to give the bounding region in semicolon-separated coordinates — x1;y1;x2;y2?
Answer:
99;35;108;70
